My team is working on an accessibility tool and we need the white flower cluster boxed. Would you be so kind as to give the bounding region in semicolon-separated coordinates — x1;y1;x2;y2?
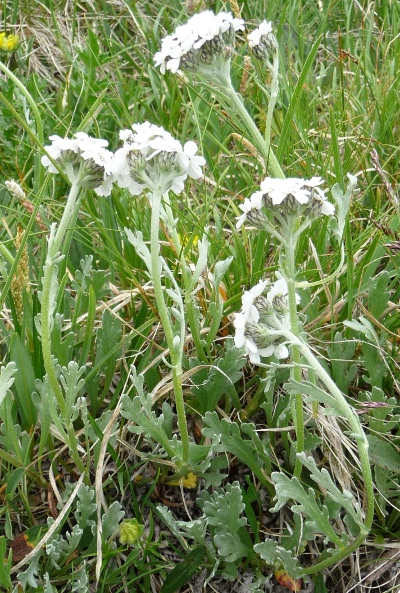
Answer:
113;122;206;195
237;176;335;228
41;132;115;196
247;21;273;48
154;10;244;74
41;124;206;197
247;21;277;61
234;277;299;364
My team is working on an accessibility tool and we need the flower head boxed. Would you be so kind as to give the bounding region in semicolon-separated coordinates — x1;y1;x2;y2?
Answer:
261;177;310;206
266;277;300;314
237;176;335;228
248;21;277;61
41;132;114;196
233;277;299;365
0;32;19;52
154;11;244;76
234;313;286;364
113;122;206;195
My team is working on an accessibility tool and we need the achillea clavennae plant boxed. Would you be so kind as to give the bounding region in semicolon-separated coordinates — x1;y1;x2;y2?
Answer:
39;132;115;474
247;20;278;62
153;10;374;579
122;122;206;473
154;10;244;76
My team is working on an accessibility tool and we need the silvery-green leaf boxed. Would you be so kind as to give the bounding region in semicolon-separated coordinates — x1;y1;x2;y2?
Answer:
70;561;89;593
102;501;125;540
0;362;17;407
344;317;379;344
212;256;233;290
189;233;209;290
213;532;249;562
254;540;304;579
125;228;152;271
76;485;96;530
331;173;359;240
297;453;364;529
17;550;43;588
271;472;343;546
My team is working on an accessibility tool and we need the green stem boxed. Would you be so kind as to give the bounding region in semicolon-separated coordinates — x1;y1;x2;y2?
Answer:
213;70;285;179
281;328;374;534
150;190;190;468
41;178;86;474
162;193;208;364
303;531;368;575
284;230;304;478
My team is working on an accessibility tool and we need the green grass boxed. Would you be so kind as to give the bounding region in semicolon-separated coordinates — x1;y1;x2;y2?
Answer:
0;0;399;591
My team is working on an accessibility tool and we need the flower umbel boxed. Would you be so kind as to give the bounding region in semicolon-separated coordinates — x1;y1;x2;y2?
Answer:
113;122;205;195
154;11;244;77
41;133;114;196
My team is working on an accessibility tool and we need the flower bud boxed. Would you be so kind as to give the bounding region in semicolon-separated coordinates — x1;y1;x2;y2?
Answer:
253;295;274;321
245;322;274;349
119;519;143;545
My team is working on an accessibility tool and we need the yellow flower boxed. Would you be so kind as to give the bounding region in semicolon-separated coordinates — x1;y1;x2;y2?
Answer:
0;33;19;52
167;472;197;489
178;232;198;249
119;519;143;545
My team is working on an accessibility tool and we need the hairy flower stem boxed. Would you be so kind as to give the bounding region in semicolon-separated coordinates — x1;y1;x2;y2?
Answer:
162;194;208;364
150;189;190;470
212;70;285;179
284;229;304;478
281;328;374;536
41;177;85;475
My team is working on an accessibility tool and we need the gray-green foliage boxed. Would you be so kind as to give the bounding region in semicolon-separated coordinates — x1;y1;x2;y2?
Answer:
202;412;271;485
189;340;245;414
254;540;304;580
0;361;17;409
158;482;252;580
271;453;365;547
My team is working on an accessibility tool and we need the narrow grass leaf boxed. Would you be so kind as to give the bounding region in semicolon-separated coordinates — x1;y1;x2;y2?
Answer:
160;545;206;593
9;333;37;428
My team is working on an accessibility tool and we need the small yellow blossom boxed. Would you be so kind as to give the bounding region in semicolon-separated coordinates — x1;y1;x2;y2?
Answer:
119;518;143;545
178;232;198;249
167;472;197;489
0;33;19;52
